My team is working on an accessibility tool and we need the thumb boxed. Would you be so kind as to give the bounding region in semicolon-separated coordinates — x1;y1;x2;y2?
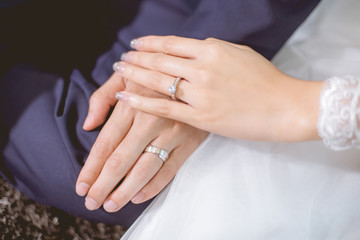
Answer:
83;71;126;130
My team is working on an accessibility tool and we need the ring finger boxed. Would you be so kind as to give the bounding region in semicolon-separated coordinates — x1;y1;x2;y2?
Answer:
103;135;178;212
84;121;157;211
114;61;191;102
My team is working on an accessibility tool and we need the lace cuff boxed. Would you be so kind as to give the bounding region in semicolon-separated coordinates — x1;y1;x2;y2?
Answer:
318;76;360;151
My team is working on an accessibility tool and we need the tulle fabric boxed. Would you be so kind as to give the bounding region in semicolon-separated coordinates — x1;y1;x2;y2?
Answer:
122;0;360;239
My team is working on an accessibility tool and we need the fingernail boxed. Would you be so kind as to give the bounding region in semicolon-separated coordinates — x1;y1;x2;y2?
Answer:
132;191;145;204
130;38;142;49
104;200;118;212
85;197;98;210
112;62;125;74
130;38;137;49
83;113;94;130
115;92;130;103
76;182;90;196
120;52;127;61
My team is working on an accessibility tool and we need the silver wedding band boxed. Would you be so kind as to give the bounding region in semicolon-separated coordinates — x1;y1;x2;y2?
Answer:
168;77;181;100
144;145;169;162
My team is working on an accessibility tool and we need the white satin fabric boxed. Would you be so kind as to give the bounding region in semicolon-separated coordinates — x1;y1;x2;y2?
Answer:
122;0;360;239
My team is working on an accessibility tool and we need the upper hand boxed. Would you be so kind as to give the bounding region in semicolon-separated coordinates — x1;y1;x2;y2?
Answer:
113;36;323;142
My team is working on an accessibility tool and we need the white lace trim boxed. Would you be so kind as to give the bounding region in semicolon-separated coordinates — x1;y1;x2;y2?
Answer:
318;76;360;151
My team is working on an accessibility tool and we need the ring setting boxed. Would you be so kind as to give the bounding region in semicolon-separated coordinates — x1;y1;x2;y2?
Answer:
144;145;169;162
168;77;181;100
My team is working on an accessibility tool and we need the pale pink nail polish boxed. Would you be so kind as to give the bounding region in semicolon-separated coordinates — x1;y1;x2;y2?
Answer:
132;191;145;204
130;38;142;49
85;197;98;210
120;52;127;61
113;62;120;71
104;200;118;212
113;62;125;74
130;39;137;49
115;92;130;103
76;182;90;196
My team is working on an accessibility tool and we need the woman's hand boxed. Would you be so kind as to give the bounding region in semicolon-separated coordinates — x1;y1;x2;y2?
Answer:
114;36;324;142
76;72;208;212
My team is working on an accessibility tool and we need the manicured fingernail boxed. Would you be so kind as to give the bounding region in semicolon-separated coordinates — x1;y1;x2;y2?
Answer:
130;39;137;48
120;52;127;61
104;200;118;212
76;182;90;196
83;113;94;130
115;92;130;103
130;38;142;49
85;197;98;210
112;62;125;74
132;191;144;204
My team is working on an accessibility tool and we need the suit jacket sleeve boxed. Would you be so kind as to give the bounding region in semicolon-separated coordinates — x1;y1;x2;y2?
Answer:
92;0;321;85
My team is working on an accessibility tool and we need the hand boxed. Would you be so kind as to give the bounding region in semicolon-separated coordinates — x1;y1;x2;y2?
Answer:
76;72;208;212
113;36;324;142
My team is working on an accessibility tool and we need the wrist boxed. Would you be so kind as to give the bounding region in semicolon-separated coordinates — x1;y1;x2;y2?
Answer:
280;76;324;142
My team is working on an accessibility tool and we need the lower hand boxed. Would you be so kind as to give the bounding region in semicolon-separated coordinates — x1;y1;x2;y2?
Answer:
76;73;208;212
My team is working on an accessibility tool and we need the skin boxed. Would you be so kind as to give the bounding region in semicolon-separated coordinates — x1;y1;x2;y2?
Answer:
76;66;208;213
114;35;324;142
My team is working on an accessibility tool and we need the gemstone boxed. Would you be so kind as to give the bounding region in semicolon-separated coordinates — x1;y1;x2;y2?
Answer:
168;85;176;94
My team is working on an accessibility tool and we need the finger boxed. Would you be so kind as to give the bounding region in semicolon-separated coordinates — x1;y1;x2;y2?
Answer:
103;132;179;212
116;91;195;125
123;51;193;80
131;145;188;203
113;61;192;102
131;35;205;59
103;153;163;212
76;102;133;197
83;116;157;210
132;127;208;204
83;72;126;131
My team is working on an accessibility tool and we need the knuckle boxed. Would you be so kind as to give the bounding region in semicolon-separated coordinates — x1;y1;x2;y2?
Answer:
157;101;171;116
196;67;211;83
116;101;134;115
135;112;162;130
152;53;166;70
90;88;113;108
135;164;149;182
203;41;222;60
79;168;99;182
123;63;133;78
241;45;253;51
163;36;176;53
92;139;114;157
169;121;184;135
196;107;214;124
90;90;102;104
205;37;217;42
88;185;107;200
107;156;127;175
118;192;131;203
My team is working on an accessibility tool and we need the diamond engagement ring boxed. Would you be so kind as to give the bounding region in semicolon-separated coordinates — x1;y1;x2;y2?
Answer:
168;77;181;100
144;145;169;162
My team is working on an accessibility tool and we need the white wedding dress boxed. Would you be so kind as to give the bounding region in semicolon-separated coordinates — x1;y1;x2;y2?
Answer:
122;0;360;239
